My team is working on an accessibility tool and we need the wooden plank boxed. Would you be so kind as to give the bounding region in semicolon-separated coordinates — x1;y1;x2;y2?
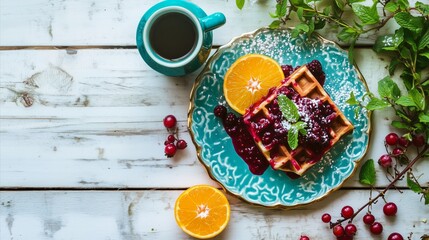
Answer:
1;48;428;188
0;0;411;47
0;190;428;239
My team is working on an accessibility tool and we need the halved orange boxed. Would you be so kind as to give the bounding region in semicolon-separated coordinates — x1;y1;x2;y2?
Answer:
224;54;285;114
174;185;230;239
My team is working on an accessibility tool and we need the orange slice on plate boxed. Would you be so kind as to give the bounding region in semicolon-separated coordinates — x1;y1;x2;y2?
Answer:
223;54;285;114
174;185;230;239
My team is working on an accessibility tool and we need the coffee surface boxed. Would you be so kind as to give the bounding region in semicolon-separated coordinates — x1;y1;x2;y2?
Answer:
149;12;197;60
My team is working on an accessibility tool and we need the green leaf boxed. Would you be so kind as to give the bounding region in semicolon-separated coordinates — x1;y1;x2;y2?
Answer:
391;120;410;129
335;0;345;11
420;52;429;60
374;29;403;53
338;27;359;43
395;95;417;107
418;28;429;50
409;88;425;110
278;94;300;122
396;109;412;122
295;121;307;131
346;91;359;105
366;97;390;110
416;1;429;15
389;58;400;75
378;76;401;100
352;3;380;25
297;7;304;21
397;0;410;10
404;32;418;53
236;0;245;9
292;28;301;38
394;12;424;33
269;12;278;18
323;6;332;16
385;2;398;12
278;0;288;17
308;18;315;35
269;20;282;29
296;23;310;32
419;113;429;123
359;159;376;186
400;48;412;59
314;19;326;30
407;173;423;193
288;126;299;150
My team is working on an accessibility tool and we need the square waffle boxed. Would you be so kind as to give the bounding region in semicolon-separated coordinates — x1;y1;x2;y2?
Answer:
242;66;354;176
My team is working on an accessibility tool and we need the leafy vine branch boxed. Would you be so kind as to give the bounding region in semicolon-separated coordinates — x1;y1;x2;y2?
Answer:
331;144;429;229
237;0;429;206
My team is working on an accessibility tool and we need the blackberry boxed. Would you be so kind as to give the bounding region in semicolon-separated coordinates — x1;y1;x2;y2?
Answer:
307;60;325;85
281;64;294;77
316;72;325;86
307;60;323;75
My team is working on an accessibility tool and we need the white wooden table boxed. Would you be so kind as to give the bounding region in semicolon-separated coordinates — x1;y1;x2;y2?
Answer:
0;1;428;239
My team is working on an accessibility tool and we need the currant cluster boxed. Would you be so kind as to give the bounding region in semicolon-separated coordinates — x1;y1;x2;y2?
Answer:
378;132;426;168
163;114;187;158
317;203;403;240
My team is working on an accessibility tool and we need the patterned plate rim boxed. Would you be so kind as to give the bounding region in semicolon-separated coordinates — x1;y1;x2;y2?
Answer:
187;27;373;209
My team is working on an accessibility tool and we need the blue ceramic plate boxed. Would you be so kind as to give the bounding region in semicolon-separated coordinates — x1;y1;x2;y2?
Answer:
188;28;371;208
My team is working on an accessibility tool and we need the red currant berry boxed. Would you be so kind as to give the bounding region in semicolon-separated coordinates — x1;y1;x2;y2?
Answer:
378;154;392;168
164;143;177;157
299;236;310;240
362;213;375;225
333;225;345;237
344;223;357;236
164;140;172;145
385;132;399;145
412;135;425;147
176;139;188;149
383;202;398;216
321;213;331;223
341;206;354;219
214;105;227;119
167;134;176;143
398;137;410;148
370;222;383;235
392;147;404;156
388;232;404;240
163;115;177;129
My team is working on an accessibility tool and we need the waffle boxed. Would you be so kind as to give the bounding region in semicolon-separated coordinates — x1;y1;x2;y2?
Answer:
242;66;354;176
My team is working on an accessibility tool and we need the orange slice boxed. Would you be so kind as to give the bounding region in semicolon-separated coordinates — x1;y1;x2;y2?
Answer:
224;54;285;114
174;185;230;239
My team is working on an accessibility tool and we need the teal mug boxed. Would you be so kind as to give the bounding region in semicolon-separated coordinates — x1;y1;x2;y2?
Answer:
136;0;226;76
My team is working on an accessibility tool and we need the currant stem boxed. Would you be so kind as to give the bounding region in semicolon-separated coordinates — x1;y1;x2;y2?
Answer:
330;144;429;228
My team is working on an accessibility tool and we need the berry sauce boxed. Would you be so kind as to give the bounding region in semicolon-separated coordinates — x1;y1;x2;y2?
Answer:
214;106;268;175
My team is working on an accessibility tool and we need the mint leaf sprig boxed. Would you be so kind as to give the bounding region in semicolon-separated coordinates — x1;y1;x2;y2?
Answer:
278;94;307;150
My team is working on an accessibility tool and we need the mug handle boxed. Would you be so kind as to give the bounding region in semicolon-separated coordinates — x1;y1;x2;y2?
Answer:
200;12;226;32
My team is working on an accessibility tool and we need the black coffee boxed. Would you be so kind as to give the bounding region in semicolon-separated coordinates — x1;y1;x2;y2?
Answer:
149;12;197;60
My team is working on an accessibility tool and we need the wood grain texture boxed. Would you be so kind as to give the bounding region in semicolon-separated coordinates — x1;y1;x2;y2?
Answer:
0;0;415;47
1;1;428;239
1;190;428;240
1;48;428;188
